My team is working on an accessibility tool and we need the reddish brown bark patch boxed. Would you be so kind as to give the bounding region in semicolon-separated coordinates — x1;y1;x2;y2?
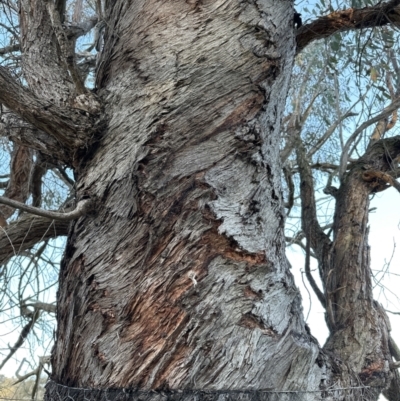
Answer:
244;285;263;300
201;226;266;265
238;313;277;337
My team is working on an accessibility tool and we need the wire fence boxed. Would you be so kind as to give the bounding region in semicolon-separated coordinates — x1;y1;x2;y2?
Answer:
32;380;383;401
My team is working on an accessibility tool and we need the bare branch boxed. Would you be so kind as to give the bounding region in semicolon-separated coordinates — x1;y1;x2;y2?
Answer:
297;0;400;53
30;154;46;207
23;301;56;314
66;17;98;41
44;0;87;95
295;136;333;296
305;228;326;307
0;215;69;266
307;109;359;159
386;309;400;315
72;0;83;23
0;309;40;370
296;138;332;250
339;97;400;178
55;0;66;23
0;197;92;221
283;166;294;214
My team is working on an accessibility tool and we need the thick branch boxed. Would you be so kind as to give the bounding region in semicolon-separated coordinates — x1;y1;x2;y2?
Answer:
66;17;98;41
23;301;56;314
283;166;294;214
44;0;86;94
296;137;333;301
1;111;67;161
30;154;46;207
0;215;69;266
362;169;400;192
297;0;400;52
55;0;66;23
0;66;100;163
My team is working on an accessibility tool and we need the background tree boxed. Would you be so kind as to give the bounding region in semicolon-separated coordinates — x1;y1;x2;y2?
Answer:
283;9;400;400
1;0;400;401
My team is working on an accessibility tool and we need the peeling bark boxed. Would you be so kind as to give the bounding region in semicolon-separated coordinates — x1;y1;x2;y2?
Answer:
51;0;325;395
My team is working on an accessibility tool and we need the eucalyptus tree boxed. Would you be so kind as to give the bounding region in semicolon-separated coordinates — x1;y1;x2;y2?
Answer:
0;0;400;401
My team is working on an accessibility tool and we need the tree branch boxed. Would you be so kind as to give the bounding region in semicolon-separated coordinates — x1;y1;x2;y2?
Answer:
23;301;56;314
362;169;400;193
339;97;400;178
0;110;67;161
297;0;400;53
0;197;92;221
296;138;332;250
283;166;294;214
66;17;98;41
44;0;86;94
0;309;40;370
0;43;20;55
307;111;358;159
305;228;326;307
0;215;70;266
296;137;332;289
55;0;66;23
0;145;33;221
0;65;101;164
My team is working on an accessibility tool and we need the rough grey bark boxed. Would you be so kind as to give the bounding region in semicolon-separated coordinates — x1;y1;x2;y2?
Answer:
52;0;325;394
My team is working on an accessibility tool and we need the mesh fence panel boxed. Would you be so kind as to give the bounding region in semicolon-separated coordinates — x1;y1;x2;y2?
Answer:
40;380;382;401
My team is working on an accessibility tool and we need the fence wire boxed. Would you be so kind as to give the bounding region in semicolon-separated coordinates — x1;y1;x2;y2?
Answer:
38;380;383;401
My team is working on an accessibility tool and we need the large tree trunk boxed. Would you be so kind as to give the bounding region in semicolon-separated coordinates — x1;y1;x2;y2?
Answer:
49;0;325;393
